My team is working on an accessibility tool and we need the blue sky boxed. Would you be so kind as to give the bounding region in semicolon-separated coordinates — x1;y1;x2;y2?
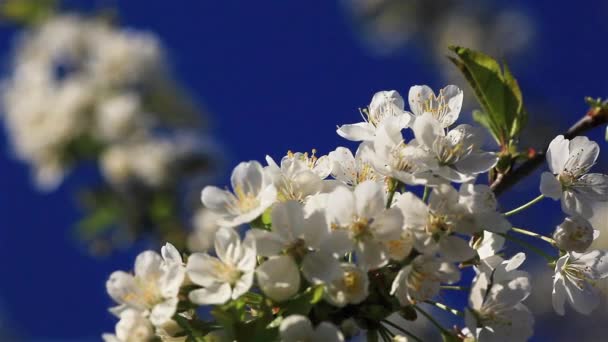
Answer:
1;0;608;340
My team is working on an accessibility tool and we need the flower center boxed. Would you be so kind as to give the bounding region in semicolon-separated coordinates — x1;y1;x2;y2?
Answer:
350;217;371;239
234;185;260;213
215;262;243;285
342;271;361;295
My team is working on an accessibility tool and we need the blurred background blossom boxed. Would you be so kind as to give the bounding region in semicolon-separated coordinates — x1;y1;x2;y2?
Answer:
0;0;607;341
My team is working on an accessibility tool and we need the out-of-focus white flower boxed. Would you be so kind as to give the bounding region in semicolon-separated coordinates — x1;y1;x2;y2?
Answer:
249;201;342;284
408;85;463;128
466;253;533;342
188;208;223;252
552;250;608;315
186;228;256;305
391;255;460;305
256;255;301;302
553;216;597;253
328;146;380;187
106;243;185;327
337;90;412;142
541;135;608;218
102;309;154;342
324;263;369;307
201;161;277;227
412;113;498;183
265;153;325;202
95;93;141;141
325;180;404;270
279;315;344;342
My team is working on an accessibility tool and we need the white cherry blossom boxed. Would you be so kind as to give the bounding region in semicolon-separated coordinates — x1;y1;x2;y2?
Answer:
102;309;154;342
201;161;277;227
265;153;325;202
466;253;533;342
324;263;369;307
337;90;412;142
325;180;404;270
412;113;498;183
106;244;185;327
391;255;460;305
279;315;344;342
408;85;463;128
186;228;256;305
552;250;608;315
553;216;597;253
541;135;608;218
328;146;380;187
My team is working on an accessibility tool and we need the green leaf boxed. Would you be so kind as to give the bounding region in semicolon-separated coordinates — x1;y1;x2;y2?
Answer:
0;0;56;25
280;285;325;316
449;46;527;146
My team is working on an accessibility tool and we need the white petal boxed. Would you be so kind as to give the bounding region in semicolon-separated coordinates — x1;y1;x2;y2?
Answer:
394;192;428;228
564;276;599;315
326;186;355;226
280;315;314;341
370;208;403;241
319;230;354;256
256;256;301;302
302;252;342;284
540;172;562;200
201;186;237;213
214;228;241;265
354;180;385;219
106;271;136;305
412;112;443;148
336;122;375;142
314;322;345;342
455;152;498;175
248;229;284;256
232;271;254;299
552;275;567;316
440;236;476;262
564;135;599;175
161;243;182;264
160;263;185;298
356;239;388;270
134;251;162;281
188;283;232;305
408;85;434;117
186;253;224;287
546;135;569;174
150;298;178;326
230;161;264;197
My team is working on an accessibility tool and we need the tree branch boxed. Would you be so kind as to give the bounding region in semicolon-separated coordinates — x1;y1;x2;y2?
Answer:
491;109;608;197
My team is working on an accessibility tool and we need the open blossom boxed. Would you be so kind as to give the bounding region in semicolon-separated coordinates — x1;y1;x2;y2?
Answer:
106;243;185;327
395;187;477;262
201;161;277;227
102;309;154;342
466;253;533;342
186;228;257;305
541;135;608;218
337;90;412;142
325;180;404;270
391;255;460;305
328;146;380;187
412;112;498;182
552;250;608;315
324;263;369;307
363;116;440;186
553;216;598;252
250;200;343;285
408;85;463;128
265;152;326;202
279;315;344;342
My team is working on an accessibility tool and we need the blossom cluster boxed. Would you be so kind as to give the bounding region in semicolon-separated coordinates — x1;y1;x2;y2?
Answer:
104;86;608;341
1;15;204;189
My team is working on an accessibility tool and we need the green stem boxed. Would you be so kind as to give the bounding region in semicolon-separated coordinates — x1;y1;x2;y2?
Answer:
503;194;545;217
425;300;464;317
386;178;399;209
381;320;423;342
511;227;556;245
496;232;556;262
422;186;431;203
414;305;449;335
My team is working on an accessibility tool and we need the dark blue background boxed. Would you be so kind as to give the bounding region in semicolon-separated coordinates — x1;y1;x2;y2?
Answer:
1;1;607;340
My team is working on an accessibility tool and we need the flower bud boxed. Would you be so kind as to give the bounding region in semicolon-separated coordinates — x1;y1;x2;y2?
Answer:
553;216;596;252
256;255;301;302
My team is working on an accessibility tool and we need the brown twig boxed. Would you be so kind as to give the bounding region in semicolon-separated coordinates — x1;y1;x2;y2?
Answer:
491;109;608;197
